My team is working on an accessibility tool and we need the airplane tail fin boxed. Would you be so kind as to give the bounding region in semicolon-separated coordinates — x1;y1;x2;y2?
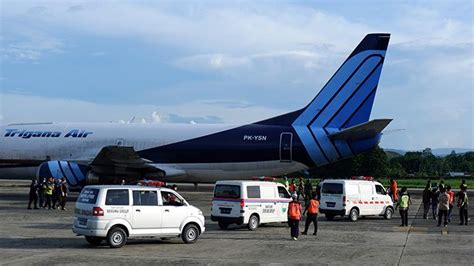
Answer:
256;33;390;128
258;33;391;166
292;33;390;129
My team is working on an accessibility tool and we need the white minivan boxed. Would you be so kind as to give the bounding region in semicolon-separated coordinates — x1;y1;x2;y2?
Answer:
211;181;292;230
72;185;205;248
319;180;394;222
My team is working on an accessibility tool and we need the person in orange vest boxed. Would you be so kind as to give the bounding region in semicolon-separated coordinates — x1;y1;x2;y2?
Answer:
289;179;296;194
390;178;398;202
288;193;302;240
302;193;319;235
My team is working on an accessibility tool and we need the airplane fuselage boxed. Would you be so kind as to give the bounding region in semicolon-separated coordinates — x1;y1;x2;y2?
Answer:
0;122;310;182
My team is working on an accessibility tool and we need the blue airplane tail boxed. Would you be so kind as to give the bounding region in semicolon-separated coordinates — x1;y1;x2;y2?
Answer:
293;33;390;129
257;33;391;165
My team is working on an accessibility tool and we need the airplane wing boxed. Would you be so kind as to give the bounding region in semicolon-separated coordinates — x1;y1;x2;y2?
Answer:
328;119;392;141
89;146;166;178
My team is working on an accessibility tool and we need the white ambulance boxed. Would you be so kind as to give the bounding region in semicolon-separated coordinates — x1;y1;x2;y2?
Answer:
72;185;205;248
319;179;394;222
211;181;292;230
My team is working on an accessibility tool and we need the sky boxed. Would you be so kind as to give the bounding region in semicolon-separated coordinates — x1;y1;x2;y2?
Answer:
0;0;472;150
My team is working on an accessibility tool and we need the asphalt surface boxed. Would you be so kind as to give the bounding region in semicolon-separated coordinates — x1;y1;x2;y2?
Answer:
0;181;473;265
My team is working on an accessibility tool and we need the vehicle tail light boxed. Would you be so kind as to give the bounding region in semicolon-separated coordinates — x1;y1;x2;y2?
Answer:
343;196;346;207
92;207;104;216
240;199;245;208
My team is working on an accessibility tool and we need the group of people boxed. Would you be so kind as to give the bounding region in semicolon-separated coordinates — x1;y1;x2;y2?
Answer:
285;176;320;241
395;180;469;227
28;177;69;210
285;176;314;203
287;192;320;240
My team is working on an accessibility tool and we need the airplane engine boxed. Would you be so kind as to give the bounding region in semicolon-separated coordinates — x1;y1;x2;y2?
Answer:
37;161;90;190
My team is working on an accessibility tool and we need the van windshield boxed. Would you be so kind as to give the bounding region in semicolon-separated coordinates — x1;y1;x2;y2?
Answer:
214;185;240;199
78;188;99;204
322;183;343;194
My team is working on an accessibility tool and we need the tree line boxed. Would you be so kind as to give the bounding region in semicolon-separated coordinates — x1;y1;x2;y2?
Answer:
303;146;474;179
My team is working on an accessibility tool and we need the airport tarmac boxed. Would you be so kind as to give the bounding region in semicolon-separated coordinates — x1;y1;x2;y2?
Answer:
0;181;472;265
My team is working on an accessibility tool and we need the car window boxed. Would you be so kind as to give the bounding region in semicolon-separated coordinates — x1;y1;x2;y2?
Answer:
161;191;184;206
106;189;129;206
375;185;386;195
78;188;99;204
278;186;291;198
214;185;240;198
322;183;343;194
133;190;158;206
247;186;261;198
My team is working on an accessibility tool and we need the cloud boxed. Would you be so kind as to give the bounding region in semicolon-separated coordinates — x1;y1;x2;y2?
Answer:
167;114;223;124
0;26;63;61
0;93;286;125
1;1;472;150
151;111;161;123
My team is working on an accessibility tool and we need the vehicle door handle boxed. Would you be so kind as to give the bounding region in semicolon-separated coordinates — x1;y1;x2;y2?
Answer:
135;209;141;212
165;209;170;212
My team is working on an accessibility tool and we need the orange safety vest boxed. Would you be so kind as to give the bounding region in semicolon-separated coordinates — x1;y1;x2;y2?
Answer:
288;202;301;220
289;183;296;193
307;199;319;214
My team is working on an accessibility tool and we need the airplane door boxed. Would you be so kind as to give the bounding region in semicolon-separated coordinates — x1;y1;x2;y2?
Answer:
280;133;293;162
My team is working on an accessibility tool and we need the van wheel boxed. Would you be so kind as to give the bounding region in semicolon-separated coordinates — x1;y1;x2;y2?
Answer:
384;207;394;220
85;236;103;246
182;224;199;244
218;221;229;229
349;208;359;222
106;227;127;248
248;214;259;231
325;214;334;221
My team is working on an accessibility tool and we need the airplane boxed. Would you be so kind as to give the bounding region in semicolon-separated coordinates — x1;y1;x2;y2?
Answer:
0;33;392;190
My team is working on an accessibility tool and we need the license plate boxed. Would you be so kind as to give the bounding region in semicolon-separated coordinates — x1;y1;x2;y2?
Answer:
220;208;231;214
78;218;87;226
326;202;336;207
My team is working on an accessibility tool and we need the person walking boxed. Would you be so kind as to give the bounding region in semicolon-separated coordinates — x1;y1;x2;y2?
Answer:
302;193;319;236
288;193;302;240
289;179;296;194
52;178;62;209
431;186;440;219
446;185;455;223
297;177;304;201
389;178;398;202
38;177;46;208
304;178;312;203
422;185;432;219
396;187;412;227
283;176;289;191
437;187;449;227
59;177;69;210
27;178;39;209
43;177;54;209
458;184;469;225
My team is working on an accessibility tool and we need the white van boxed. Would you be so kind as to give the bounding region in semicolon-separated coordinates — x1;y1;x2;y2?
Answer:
72;185;205;248
211;181;291;230
319;180;394;222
